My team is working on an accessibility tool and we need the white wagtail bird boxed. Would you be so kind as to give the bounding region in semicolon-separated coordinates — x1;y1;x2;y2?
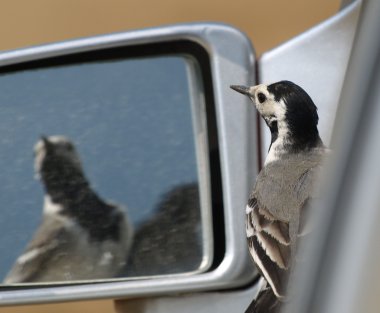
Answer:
230;81;327;313
4;135;133;283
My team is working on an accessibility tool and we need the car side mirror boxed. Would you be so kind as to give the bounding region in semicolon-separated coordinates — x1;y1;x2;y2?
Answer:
0;23;258;304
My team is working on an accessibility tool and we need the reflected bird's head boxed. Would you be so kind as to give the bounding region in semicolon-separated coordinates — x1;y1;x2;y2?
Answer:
34;135;84;186
231;80;322;155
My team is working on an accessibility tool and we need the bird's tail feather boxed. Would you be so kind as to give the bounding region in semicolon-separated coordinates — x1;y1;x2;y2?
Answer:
245;282;280;313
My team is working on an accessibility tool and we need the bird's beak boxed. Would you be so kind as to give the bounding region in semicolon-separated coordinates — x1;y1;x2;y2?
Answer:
230;85;251;96
40;136;53;152
41;135;49;146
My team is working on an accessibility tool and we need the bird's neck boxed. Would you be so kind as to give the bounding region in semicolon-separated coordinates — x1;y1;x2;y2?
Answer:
43;183;121;243
43;169;93;207
266;120;323;164
43;172;112;222
41;164;122;243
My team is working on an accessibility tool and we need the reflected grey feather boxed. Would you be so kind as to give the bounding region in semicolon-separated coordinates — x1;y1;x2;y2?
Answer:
4;217;71;283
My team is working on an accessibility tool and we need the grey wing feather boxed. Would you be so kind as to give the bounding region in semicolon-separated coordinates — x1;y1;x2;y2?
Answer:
247;152;324;298
246;199;290;298
4;217;70;283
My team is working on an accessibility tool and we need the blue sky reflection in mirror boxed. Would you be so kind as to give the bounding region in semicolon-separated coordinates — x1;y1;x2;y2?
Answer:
0;55;212;283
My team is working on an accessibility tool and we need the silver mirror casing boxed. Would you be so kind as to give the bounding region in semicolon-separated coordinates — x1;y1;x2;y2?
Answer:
0;23;258;305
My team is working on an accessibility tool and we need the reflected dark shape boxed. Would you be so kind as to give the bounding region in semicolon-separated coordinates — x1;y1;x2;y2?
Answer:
125;183;201;276
4;136;133;283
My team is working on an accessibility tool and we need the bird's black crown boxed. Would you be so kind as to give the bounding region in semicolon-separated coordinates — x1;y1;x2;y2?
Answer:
267;80;322;152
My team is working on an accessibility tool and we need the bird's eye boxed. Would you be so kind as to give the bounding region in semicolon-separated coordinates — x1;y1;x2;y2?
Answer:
257;92;267;103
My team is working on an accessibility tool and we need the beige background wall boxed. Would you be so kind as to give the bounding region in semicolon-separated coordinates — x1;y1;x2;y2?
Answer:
1;0;339;55
0;0;339;312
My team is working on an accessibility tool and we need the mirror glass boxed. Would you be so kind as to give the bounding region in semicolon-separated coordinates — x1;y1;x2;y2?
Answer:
0;53;212;284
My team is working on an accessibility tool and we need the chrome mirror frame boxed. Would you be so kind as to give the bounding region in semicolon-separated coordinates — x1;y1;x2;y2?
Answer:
0;23;258;305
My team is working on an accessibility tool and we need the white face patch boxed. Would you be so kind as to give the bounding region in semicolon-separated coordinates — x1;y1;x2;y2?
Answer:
34;140;46;179
265;133;289;165
248;84;290;164
249;85;287;126
43;195;64;215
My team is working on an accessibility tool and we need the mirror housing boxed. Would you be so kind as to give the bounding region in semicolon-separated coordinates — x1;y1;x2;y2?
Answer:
0;23;258;305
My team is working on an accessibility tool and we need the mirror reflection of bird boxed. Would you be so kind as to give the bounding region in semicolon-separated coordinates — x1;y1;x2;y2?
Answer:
4;135;133;283
231;81;327;313
125;183;201;276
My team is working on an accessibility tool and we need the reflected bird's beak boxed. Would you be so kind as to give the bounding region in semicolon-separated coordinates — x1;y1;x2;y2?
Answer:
41;135;50;146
